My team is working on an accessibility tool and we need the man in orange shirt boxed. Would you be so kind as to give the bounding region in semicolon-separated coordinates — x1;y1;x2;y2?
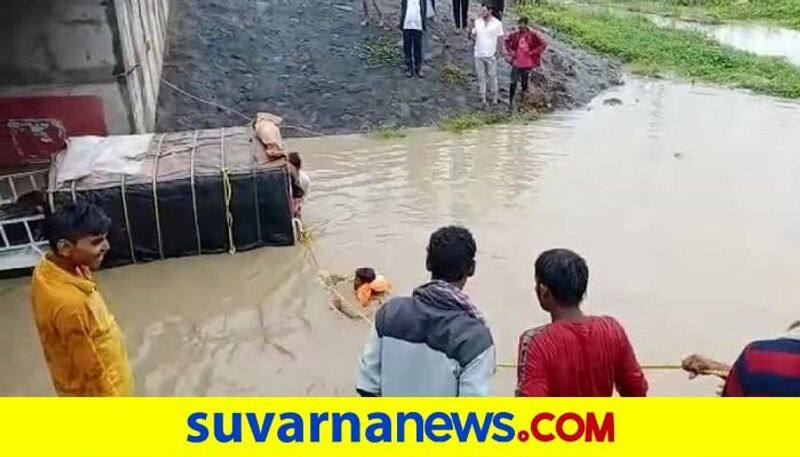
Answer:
30;202;132;396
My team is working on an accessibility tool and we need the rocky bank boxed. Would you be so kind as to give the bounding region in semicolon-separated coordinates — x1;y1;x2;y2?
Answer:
156;0;622;135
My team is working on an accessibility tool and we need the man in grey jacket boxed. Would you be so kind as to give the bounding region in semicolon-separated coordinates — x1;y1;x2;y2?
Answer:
356;226;496;396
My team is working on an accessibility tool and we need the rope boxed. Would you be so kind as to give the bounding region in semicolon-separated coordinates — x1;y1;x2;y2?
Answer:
120;173;136;263
295;225;685;374
296;222;374;326
282;124;325;137
222;168;236;255
159;75;325;137
220;128;237;255
496;362;684;371
69;180;77;203
159;76;252;122
250;129;263;242
189;130;202;254
152;134;167;259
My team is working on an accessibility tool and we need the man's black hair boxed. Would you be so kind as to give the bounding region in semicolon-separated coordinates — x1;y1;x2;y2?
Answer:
535;248;588;306
355;267;376;284
45;202;111;251
426;226;476;282
288;152;302;169
519;16;529;25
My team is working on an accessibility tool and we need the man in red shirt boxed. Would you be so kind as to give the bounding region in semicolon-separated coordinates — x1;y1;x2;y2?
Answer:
516;249;648;397
503;16;546;111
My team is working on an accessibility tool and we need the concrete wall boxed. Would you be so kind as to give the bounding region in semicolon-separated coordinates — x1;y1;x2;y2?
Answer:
0;1;121;87
114;0;170;132
0;0;169;142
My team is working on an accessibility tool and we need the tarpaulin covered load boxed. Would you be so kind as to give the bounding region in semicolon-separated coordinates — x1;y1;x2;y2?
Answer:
47;125;295;267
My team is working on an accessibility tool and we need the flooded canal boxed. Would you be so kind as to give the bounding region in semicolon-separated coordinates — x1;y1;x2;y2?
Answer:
1;76;799;396
648;15;800;66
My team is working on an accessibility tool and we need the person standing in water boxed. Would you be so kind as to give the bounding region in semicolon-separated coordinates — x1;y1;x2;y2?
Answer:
468;3;504;105
504;16;546;110
30;202;133;396
516;249;648;397
356;226;495;396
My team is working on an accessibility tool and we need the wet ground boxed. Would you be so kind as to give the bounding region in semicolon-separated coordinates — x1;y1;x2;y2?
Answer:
155;0;620;135
2;76;800;396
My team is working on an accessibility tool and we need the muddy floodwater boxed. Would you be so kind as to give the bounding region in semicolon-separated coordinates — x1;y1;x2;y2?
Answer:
2;76;799;396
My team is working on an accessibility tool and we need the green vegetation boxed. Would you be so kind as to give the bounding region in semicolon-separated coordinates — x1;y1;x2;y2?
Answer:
519;2;800;98
438;63;472;85
362;36;403;68
439;110;540;133
368;125;409;139
582;0;800;29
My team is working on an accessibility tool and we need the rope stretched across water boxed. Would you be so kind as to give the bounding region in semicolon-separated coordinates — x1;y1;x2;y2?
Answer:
297;221;374;326
497;362;683;371
295;226;684;373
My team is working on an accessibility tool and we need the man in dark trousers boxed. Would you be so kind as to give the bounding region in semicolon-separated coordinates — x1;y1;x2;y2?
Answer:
452;0;468;28
401;0;428;77
504;16;546;110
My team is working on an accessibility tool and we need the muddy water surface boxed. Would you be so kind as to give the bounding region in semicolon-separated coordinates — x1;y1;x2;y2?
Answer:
2;77;799;396
648;15;800;66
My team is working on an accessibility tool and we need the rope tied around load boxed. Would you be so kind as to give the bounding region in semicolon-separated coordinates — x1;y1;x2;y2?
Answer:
221;167;236;255
220;127;236;255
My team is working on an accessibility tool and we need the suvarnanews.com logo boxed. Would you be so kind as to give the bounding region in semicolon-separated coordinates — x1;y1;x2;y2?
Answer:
186;410;615;444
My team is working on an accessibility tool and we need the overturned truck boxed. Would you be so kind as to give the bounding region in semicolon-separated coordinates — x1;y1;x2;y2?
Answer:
47;124;296;268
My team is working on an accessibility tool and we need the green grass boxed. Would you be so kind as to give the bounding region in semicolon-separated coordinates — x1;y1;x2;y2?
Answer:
439;110;541;133
520;2;800;98
362;36;403;68
581;0;800;29
438;63;472;85
368;125;409;139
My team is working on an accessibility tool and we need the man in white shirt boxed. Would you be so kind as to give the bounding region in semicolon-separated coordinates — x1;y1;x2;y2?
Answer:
400;0;428;77
468;3;504;105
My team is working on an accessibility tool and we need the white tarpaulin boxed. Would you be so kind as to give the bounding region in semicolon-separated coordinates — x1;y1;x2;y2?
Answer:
54;134;154;186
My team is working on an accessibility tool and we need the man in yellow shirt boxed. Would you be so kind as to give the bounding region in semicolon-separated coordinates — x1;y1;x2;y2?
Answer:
31;202;132;396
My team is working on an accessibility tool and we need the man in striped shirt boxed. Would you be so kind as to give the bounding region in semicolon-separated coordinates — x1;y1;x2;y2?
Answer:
682;321;800;396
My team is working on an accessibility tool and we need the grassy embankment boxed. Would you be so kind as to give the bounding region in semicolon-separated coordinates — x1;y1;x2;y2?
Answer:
519;2;800;98
580;0;800;30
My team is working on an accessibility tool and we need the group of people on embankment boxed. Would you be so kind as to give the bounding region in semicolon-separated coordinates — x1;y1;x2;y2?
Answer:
391;0;547;110
27;202;800;397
